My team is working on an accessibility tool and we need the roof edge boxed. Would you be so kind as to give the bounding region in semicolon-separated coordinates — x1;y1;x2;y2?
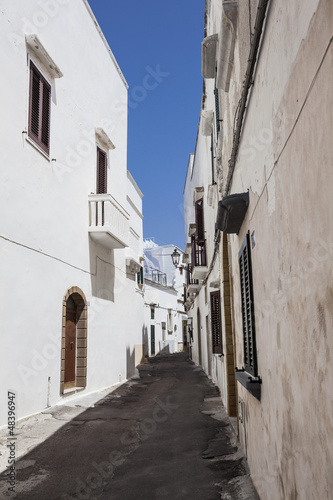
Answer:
127;170;144;198
82;0;128;89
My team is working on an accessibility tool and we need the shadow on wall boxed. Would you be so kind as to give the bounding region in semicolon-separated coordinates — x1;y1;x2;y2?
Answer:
142;325;149;357
125;267;136;282
126;345;136;379
160;344;170;355
89;240;115;301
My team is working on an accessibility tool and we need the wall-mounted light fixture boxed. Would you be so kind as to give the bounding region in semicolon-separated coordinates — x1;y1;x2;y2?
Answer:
171;248;181;268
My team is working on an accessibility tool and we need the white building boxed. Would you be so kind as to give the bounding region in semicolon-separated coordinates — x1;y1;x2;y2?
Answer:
0;0;144;427
143;241;187;356
184;0;333;498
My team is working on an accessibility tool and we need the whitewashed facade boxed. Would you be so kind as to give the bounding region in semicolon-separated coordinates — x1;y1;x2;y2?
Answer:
0;0;144;427
184;0;333;498
143;242;187;356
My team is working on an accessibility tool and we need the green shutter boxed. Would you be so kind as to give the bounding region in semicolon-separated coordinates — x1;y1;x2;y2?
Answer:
239;232;257;376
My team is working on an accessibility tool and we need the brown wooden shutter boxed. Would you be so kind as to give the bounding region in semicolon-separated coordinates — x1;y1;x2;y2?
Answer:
41;81;50;150
30;67;40;138
210;290;222;354
195;198;205;241
28;62;51;154
214;75;220;136
97;147;107;194
239;232;257;376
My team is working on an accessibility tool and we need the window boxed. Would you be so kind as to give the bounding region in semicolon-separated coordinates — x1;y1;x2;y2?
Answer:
195;198;205;241
97;147;107;194
150;306;155;320
167;309;173;334
211;133;215;184
137;267;144;287
214;74;220;137
210;291;222;354
28;61;51;154
239;232;257;376
192;199;207;268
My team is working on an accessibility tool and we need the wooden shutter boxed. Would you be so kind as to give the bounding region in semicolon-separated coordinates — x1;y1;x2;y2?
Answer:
137;267;144;286
210;291;222;354
30;67;40;138
28;62;51;154
195;198;205;241
97;147;107;194
239;232;257;376
41;81;50;150
214;77;220;136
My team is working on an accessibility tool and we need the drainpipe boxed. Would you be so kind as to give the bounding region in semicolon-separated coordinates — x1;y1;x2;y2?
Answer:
225;0;270;195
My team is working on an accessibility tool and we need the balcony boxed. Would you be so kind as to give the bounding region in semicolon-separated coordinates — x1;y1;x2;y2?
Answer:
187;265;199;295
88;194;130;249
144;267;167;286
191;237;208;280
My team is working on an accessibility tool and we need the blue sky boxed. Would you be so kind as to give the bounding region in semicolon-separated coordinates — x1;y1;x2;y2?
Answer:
89;1;204;250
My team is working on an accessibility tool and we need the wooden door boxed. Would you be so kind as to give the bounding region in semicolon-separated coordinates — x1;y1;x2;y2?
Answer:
182;320;188;350
65;307;76;388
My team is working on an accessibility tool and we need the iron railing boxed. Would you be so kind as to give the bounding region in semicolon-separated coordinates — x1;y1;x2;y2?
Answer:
186;265;199;287
144;267;167;286
191;236;207;267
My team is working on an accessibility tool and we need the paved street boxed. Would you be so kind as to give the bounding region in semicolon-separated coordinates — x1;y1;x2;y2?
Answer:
0;353;259;499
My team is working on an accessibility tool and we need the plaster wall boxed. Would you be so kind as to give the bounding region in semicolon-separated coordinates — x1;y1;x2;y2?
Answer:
0;0;143;427
143;283;184;357
219;0;333;497
183;94;229;405
143;244;187;356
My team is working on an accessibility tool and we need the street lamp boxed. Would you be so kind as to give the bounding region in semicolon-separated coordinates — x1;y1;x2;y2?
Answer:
171;248;180;268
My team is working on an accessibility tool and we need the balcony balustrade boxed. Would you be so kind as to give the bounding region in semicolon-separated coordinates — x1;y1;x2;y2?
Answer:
191;236;208;280
144;267;167;286
88;194;130;249
186;264;199;294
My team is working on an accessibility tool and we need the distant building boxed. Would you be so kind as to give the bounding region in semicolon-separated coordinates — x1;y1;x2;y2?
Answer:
184;0;333;499
142;241;187;356
0;0;144;427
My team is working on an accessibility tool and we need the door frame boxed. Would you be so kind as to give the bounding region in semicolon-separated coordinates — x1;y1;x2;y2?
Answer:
61;287;87;395
64;303;77;389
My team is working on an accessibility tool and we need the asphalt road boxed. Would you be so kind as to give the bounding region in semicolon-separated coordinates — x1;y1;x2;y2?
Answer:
0;353;259;499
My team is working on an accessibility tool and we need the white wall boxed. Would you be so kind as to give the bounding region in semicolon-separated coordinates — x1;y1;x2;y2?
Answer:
143;243;187;356
183;109;228;402
205;0;333;498
0;0;144;426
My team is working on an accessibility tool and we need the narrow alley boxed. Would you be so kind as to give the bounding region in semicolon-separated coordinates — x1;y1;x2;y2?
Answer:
0;353;258;499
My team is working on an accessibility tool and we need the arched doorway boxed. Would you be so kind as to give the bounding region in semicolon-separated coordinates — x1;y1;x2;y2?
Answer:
65;296;76;389
61;287;87;394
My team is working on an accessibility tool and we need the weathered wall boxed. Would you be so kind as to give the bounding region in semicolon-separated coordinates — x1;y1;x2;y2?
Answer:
222;0;333;497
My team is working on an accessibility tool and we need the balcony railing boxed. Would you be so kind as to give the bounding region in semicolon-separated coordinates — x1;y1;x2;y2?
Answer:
191;236;208;280
191;237;207;267
88;194;130;249
144;267;167;286
186;265;199;294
